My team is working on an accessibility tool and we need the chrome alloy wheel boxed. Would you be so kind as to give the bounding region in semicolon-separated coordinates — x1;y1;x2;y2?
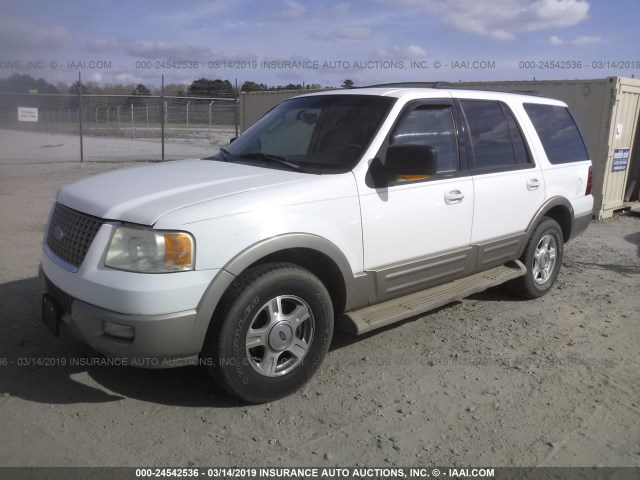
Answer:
245;295;314;377
532;234;557;285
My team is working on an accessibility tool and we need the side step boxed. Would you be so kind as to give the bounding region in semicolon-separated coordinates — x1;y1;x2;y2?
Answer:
339;260;526;335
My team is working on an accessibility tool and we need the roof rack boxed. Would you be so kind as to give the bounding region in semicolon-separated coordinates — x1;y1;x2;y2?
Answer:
357;82;455;89
357;81;542;97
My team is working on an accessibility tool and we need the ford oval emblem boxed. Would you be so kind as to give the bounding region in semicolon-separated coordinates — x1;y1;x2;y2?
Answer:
52;225;64;241
278;331;287;341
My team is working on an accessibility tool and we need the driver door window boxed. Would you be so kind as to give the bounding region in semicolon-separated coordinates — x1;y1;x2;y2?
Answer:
390;106;459;174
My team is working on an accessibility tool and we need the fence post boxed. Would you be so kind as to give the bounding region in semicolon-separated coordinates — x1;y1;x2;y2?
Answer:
131;103;135;139
209;101;214;144
235;79;239;138
117;106;121;132
78;72;84;163
186;101;190;139
95;107;99;126
161;75;165;161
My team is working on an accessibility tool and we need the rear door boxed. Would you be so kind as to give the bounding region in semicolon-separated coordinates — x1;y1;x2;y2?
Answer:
458;98;545;268
522;102;594;222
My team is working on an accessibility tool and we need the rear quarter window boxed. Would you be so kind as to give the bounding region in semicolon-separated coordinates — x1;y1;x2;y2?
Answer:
523;103;589;164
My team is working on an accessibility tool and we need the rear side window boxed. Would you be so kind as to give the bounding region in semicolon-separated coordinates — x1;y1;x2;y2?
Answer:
523;103;589;164
460;100;531;169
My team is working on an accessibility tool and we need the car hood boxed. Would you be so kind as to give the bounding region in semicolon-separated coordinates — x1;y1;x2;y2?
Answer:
57;159;307;225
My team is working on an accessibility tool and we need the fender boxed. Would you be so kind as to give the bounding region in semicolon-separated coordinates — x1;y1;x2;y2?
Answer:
192;233;368;352
518;196;574;257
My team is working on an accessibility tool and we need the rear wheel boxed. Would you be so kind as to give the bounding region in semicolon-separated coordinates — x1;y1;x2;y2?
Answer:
506;217;564;299
203;263;333;403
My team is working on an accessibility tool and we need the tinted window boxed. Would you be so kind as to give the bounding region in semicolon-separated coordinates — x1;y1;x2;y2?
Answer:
391;106;458;173
219;95;395;173
524;103;589;164
461;100;517;168
501;104;530;165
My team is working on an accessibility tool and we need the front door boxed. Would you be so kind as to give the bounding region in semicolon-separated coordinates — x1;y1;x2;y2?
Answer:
358;100;475;301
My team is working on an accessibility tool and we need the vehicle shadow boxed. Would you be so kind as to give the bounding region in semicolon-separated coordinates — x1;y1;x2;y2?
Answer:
331;285;519;351
573;261;640;277
0;276;239;407
624;229;640;257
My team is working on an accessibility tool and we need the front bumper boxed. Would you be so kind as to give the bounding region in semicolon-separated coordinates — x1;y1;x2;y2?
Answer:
41;268;201;367
39;242;236;367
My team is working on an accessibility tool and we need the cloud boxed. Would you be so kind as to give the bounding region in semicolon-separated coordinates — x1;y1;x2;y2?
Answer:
88;39;211;59
549;35;564;45
125;41;212;60
549;34;601;46
330;26;374;40
570;35;601;46
87;38;257;63
87;73;103;84
0;18;71;52
375;45;427;58
271;0;308;20
399;0;590;40
146;1;232;27
115;73;144;85
270;0;352;21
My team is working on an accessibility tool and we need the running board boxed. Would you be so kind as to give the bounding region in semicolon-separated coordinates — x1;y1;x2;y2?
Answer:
339;260;526;335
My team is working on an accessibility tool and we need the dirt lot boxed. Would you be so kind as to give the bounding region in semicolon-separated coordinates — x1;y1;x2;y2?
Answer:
0;160;638;468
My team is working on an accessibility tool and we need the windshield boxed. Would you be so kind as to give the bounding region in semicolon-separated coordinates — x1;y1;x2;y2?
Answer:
213;94;395;173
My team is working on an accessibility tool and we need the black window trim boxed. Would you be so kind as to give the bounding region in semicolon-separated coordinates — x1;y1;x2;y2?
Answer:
367;98;470;188
457;99;537;175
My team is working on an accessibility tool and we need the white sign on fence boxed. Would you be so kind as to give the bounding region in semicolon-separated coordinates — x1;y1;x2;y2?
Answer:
18;107;38;122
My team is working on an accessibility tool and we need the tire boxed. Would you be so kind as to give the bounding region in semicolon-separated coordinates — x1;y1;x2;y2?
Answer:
203;263;334;403
506;217;564;299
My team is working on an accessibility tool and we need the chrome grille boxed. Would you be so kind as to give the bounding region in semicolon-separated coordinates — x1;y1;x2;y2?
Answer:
46;203;103;269
44;275;74;315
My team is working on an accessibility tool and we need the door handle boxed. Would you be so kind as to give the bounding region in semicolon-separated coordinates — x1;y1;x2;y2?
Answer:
526;178;540;190
444;190;464;204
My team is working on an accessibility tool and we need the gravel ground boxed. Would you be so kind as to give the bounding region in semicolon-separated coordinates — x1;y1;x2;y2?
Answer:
0;160;638;468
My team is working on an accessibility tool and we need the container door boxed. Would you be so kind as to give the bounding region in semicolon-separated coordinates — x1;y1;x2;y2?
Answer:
603;82;640;212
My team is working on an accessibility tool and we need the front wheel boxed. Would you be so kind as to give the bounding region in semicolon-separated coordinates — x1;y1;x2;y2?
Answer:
506;217;564;299
203;263;334;403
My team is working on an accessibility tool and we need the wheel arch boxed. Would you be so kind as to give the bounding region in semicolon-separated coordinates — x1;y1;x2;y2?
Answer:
519;197;574;257
223;233;361;312
194;234;364;354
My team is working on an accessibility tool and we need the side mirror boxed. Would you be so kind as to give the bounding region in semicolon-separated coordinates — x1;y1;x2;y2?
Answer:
367;144;438;188
385;144;438;177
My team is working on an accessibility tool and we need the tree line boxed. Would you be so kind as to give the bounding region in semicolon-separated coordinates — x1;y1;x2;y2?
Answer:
0;74;334;97
0;74;355;114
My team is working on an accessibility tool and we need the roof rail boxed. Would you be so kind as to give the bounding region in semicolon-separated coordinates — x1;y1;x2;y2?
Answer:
356;81;542;97
357;82;455;89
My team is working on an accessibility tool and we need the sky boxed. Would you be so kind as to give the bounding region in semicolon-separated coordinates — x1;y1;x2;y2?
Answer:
0;0;639;89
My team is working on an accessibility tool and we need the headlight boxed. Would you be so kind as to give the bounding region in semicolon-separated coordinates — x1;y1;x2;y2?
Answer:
105;226;194;273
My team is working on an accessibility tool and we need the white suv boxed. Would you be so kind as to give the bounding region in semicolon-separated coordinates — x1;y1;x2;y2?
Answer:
41;86;593;402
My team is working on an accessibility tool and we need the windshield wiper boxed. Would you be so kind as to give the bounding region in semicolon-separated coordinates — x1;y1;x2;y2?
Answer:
239;152;304;172
219;147;231;161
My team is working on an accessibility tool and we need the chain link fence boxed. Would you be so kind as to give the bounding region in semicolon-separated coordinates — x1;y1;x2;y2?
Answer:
0;75;239;163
